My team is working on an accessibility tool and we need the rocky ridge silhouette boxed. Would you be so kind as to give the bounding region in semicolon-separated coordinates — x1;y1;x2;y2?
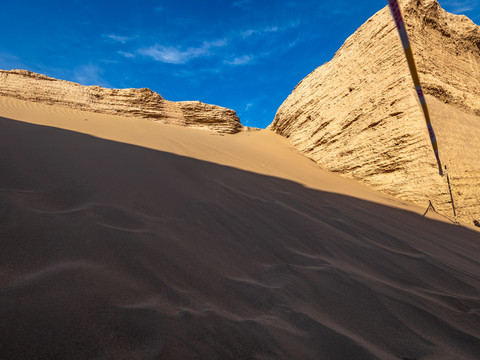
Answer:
0;69;242;134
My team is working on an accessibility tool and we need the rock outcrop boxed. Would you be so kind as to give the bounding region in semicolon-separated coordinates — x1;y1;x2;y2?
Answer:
0;69;242;134
269;0;480;224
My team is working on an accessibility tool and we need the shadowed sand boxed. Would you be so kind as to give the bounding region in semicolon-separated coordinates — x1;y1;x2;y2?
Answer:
1;98;480;359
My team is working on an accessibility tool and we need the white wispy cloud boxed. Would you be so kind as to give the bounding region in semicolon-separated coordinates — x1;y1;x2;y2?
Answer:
240;21;301;40
245;102;254;111
224;54;254;66
241;29;256;37
103;34;132;44
441;0;478;14
265;26;279;32
118;50;136;58
241;26;279;38
139;39;227;64
73;64;109;87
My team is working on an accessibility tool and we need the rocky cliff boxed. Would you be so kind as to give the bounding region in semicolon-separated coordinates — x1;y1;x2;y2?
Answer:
269;0;480;224
0;69;242;134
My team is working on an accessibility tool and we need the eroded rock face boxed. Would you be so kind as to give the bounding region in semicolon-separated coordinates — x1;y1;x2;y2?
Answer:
269;0;480;223
0;69;242;134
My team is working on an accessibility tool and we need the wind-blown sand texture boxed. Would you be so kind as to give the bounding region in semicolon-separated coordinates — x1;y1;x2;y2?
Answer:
1;95;480;359
269;0;480;225
0;69;242;134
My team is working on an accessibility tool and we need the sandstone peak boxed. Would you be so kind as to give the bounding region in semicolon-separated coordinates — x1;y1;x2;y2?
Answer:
269;0;480;223
0;69;242;134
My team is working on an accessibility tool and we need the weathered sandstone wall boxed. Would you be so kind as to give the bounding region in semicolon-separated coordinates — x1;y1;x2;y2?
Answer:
269;0;480;224
0;69;242;134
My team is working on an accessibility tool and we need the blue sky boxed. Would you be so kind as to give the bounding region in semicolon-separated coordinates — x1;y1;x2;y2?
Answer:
0;0;478;128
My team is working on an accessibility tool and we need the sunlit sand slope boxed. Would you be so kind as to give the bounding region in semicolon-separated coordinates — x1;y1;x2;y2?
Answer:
1;97;480;360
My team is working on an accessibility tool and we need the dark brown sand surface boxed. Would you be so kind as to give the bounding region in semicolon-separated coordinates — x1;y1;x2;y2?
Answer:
1;97;480;359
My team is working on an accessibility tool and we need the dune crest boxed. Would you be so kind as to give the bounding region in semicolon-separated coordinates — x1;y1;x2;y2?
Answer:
0;69;242;134
269;0;480;224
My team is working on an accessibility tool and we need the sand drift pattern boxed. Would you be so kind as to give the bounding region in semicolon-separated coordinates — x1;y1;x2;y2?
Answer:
1;117;480;359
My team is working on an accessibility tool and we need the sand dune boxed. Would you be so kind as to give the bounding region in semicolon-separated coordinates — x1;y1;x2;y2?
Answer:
1;96;480;359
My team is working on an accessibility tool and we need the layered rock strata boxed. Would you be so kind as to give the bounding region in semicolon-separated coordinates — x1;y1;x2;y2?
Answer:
269;0;480;224
0;69;242;134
